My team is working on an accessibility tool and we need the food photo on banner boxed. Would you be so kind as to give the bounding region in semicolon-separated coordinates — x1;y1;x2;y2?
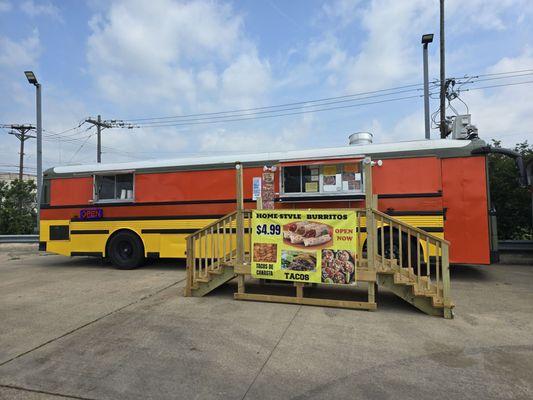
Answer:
251;210;358;284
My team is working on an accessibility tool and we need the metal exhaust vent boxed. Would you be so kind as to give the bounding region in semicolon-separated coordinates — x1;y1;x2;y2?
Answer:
349;132;373;146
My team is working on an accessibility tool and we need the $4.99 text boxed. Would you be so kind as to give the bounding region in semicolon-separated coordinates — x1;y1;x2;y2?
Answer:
256;224;281;236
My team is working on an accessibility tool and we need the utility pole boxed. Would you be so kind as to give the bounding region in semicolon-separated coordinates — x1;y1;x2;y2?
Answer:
439;0;447;138
85;115;111;163
3;124;36;180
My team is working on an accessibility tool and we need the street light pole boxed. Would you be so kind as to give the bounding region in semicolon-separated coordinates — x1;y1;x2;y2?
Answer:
422;34;434;140
24;71;42;233
36;82;42;229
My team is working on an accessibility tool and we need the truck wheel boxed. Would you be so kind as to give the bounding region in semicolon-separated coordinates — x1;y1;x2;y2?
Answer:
108;231;144;270
377;230;420;269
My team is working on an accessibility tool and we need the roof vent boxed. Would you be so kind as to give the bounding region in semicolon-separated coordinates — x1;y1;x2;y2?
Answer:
349;132;373;146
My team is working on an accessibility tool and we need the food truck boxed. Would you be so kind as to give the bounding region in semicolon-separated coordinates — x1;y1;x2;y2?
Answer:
39;136;525;269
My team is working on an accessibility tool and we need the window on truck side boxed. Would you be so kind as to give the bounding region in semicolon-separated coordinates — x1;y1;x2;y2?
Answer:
280;162;363;196
94;173;134;202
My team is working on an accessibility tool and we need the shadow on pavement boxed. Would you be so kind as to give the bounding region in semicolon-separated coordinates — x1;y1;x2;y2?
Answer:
450;264;491;282
38;255;186;271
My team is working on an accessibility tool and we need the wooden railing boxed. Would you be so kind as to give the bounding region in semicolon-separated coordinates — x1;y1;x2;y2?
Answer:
185;207;452;316
184;210;252;296
358;208;452;310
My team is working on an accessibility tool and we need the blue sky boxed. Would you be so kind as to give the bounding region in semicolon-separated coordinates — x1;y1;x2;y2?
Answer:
0;0;532;172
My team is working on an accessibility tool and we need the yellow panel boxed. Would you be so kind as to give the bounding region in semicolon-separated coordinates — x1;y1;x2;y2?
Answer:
160;234;186;258
40;218;221;259
40;215;444;262
40;220;71;256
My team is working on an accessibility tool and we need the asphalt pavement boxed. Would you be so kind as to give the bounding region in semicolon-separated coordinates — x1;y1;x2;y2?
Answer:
0;244;532;400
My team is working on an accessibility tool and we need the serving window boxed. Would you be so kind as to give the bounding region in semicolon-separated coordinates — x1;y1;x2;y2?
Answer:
94;173;134;202
280;162;363;197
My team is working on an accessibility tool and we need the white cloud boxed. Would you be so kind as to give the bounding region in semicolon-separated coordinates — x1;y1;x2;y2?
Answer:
199;113;314;153
320;0;362;28
309;0;436;93
221;52;271;108
486;47;533;74
446;0;533;33
0;1;11;12
20;0;62;21
0;29;40;68
306;0;532;96
87;0;272;113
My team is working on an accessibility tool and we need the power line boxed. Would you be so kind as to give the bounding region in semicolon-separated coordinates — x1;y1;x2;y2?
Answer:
119;93;426;128
104;67;533;129
121;82;429;123
127;87;434;127
113;76;533;129
465;68;533;79
68;133;96;163
43;119;87;137
42;127;94;143
459;79;533;92
43;133;95;143
452;72;533;90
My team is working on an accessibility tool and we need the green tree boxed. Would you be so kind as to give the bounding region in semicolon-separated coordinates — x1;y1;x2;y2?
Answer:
488;140;533;240
0;179;37;234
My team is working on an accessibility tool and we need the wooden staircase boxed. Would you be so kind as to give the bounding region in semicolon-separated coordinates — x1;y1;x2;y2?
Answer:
184;211;251;298
184;209;453;319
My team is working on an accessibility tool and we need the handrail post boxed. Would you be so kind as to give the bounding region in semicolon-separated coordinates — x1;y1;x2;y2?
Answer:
364;158;376;269
185;236;193;296
441;243;453;318
235;162;245;293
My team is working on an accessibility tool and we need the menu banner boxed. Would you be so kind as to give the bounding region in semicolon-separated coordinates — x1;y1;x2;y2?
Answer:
251;210;358;284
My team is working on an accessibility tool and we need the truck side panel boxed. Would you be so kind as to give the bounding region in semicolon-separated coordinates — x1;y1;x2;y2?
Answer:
442;156;490;264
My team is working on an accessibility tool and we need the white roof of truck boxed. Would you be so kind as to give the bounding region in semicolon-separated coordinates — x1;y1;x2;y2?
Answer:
52;139;478;175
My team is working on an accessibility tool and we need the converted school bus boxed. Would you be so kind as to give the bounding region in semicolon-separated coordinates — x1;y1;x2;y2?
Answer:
40;138;503;269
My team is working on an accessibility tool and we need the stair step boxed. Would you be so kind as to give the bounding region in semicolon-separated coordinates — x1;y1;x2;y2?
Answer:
220;262;235;267
190;266;237;297
394;277;415;286
208;269;223;275
432;298;444;308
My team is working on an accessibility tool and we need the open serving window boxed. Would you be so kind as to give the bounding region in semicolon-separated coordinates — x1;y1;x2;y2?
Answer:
280;159;363;198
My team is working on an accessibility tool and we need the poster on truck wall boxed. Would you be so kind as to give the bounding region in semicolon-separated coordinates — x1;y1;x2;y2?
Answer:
251;210;358;284
261;167;276;209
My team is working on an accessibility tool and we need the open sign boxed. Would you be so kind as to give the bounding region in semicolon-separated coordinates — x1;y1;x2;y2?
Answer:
80;208;103;220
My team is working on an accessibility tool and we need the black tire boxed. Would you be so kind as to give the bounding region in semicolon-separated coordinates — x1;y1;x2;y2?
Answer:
377;230;419;268
107;231;145;270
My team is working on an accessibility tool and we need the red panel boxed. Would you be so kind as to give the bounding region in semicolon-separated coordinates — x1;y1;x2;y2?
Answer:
373;157;441;194
377;197;443;212
40;202;255;221
135;167;265;202
442;156;490;264
50;177;93;206
43;166;267;220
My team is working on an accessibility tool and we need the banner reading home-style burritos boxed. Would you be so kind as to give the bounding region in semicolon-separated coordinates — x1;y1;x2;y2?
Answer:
251;210;357;284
